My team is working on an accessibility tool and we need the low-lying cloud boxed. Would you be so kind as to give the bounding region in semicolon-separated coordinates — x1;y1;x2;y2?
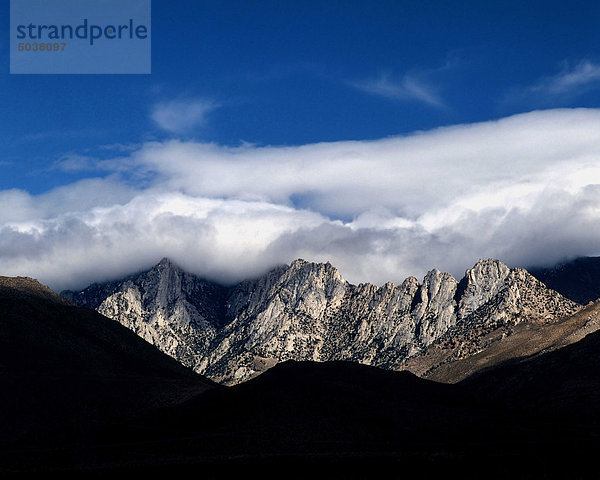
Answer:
3;108;600;290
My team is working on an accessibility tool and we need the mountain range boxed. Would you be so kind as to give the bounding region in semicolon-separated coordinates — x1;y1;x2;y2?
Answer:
63;257;585;385
4;256;600;476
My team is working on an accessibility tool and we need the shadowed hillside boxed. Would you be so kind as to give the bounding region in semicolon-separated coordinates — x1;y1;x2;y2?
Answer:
530;256;600;304
0;276;216;449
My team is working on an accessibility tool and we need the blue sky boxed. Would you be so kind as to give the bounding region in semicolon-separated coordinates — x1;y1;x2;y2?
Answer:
3;0;600;192
4;0;600;288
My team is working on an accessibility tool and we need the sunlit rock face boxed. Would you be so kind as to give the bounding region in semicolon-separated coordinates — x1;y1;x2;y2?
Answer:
64;257;579;385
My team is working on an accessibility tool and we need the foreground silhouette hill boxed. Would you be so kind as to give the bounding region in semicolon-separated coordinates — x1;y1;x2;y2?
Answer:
95;357;596;477
0;276;215;450
462;326;600;426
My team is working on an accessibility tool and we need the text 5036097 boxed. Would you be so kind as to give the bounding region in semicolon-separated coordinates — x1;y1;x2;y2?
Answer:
17;42;66;52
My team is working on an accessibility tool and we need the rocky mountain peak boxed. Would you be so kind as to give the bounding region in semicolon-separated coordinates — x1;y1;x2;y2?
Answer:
422;268;457;290
155;257;178;270
471;257;510;272
401;276;420;290
465;259;511;287
289;258;309;269
458;258;511;320
144;258;189;306
287;258;344;281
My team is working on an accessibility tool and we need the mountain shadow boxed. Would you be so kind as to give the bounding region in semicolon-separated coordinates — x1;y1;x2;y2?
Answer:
529;256;600;304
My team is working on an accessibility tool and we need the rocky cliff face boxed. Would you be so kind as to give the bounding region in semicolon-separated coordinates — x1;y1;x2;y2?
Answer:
63;258;228;371
402;264;583;379
63;257;579;385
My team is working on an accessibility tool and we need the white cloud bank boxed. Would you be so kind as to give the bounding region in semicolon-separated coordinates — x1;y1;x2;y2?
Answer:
3;108;600;290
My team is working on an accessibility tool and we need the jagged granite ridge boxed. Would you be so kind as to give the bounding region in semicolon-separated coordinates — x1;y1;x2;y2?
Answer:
63;257;580;385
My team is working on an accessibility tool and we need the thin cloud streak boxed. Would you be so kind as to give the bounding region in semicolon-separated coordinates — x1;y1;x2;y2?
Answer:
351;72;445;108
533;60;600;95
505;60;600;106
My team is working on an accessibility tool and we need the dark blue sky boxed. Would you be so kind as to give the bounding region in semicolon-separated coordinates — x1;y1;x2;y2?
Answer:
2;0;600;193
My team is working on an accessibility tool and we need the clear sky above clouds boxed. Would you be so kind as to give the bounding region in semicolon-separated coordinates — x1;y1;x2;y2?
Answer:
3;0;600;289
